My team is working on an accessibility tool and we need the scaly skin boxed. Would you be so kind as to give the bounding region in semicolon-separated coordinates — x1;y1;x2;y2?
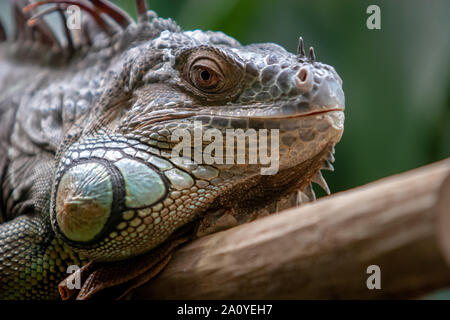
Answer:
0;1;344;299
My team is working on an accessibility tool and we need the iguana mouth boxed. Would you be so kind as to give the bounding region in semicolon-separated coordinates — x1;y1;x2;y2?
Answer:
129;106;344;130
193;106;344;120
266;107;345;119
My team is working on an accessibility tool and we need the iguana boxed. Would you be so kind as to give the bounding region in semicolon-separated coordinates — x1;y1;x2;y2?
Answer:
0;0;345;299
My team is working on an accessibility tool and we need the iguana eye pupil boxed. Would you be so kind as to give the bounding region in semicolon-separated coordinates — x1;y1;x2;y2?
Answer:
200;70;211;81
194;66;219;89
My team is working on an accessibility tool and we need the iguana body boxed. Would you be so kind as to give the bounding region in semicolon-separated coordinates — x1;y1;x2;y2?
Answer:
0;0;344;299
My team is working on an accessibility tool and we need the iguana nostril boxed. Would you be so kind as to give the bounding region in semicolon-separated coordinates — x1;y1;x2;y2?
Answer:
295;66;313;92
298;68;307;82
55;163;113;242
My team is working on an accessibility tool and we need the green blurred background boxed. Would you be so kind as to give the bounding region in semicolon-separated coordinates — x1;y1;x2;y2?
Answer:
111;0;450;196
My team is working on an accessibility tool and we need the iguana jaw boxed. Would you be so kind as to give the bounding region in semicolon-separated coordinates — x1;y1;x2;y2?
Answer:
50;106;343;260
203;110;344;215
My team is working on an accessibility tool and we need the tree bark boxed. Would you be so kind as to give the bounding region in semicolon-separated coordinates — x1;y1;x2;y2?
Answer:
134;159;450;299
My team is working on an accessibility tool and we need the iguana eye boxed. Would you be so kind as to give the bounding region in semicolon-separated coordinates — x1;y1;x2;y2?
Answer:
176;47;245;100
190;58;222;91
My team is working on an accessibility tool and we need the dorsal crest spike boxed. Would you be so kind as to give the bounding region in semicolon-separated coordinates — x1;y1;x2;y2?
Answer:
13;0;32;41
136;0;149;23
23;1;116;37
57;5;75;54
297;36;305;57
309;46;316;61
27;5;61;27
0;19;7;42
90;0;132;28
24;3;62;49
12;0;180;64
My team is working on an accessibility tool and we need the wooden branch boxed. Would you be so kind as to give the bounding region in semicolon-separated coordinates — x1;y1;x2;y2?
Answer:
134;159;450;299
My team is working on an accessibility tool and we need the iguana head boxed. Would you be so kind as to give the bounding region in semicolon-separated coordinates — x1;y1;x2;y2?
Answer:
41;4;344;261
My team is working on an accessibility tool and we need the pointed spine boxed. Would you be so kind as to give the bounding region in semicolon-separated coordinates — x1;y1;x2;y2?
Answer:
326;151;335;163
26;7;61;49
136;0;149;24
13;0;32;41
322;160;334;171
296;190;310;206
303;183;316;201
24;0;115;37
57;5;75;54
297;36;305;57
91;0;132;28
0;19;6;41
312;171;330;195
309;46;315;62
